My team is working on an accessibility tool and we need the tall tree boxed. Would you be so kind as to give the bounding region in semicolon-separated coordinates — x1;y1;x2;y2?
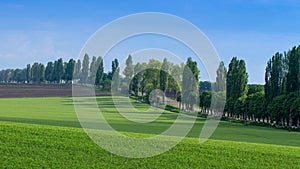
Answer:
144;59;161;104
45;62;54;83
215;61;227;92
66;59;75;84
39;63;45;83
95;57;104;87
57;58;64;83
160;58;170;103
131;63;143;97
31;63;45;84
74;59;81;80
139;62;148;97
237;60;248;97
286;46;299;93
31;63;39;84
169;64;182;99
264;53;285;103
111;59;120;93
182;57;199;111
89;56;97;84
26;64;31;83
264;60;272;103
123;55;134;94
81;54;90;84
13;68;26;83
226;57;248;117
226;57;238;104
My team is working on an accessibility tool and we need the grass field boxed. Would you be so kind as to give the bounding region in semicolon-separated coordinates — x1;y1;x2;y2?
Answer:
1;96;300;168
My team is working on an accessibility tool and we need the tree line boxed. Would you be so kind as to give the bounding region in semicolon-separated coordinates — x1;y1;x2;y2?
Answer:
0;45;299;129
0;54;108;87
219;46;300;130
264;46;300;128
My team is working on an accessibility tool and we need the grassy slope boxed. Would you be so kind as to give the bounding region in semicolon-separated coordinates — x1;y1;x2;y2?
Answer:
0;96;299;147
0;96;300;168
1;122;300;168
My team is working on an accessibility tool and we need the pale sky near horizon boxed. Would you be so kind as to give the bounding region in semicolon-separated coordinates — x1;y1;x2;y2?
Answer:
1;0;300;84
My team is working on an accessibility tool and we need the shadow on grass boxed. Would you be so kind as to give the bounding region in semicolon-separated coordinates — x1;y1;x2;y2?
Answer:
0;96;204;136
0;116;81;128
0;116;178;136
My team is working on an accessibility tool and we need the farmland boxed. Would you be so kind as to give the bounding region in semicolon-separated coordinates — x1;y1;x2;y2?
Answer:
2;1;300;168
0;96;300;168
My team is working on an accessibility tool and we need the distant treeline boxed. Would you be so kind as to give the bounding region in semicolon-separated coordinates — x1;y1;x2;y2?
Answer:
0;54;116;90
0;45;299;129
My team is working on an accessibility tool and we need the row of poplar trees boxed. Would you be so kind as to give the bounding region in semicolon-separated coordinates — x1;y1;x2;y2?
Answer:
222;46;300;129
0;46;299;128
264;46;300;128
0;54;117;90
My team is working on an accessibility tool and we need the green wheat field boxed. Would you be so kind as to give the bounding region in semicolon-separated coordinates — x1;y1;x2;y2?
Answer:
0;96;300;168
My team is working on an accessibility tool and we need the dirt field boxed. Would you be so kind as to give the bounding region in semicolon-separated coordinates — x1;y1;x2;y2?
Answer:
0;84;109;98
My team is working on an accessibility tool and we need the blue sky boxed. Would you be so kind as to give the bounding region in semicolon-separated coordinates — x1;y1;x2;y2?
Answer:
1;0;300;84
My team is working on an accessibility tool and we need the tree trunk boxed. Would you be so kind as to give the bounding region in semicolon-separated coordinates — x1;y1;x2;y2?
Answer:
289;111;292;131
297;118;299;128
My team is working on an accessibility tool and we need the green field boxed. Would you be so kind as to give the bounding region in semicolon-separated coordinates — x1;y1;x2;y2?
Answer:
1;96;300;168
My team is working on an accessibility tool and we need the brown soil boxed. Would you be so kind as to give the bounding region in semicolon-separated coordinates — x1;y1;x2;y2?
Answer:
0;84;109;98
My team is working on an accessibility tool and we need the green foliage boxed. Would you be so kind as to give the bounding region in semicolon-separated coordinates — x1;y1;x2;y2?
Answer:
13;68;26;83
65;59;75;84
52;58;64;83
182;57;199;111
215;61;227;92
199;90;211;112
81;54;90;83
141;60;161;103
0;44;299;129
268;95;286;125
233;96;246;117
199;81;212;92
111;59;120;94
247;84;264;95
160;58;170;103
74;59;81;80
286;46;300;93
45;62;54;82
226;57;248;116
284;92;300;127
265;53;286;103
95;57;104;87
31;62;45;84
264;46;300;127
131;63;143;97
247;92;266;121
123;55;134;94
211;91;226;114
89;56;98;83
26;64;31;83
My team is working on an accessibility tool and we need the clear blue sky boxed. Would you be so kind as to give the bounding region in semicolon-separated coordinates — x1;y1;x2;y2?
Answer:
1;0;300;84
